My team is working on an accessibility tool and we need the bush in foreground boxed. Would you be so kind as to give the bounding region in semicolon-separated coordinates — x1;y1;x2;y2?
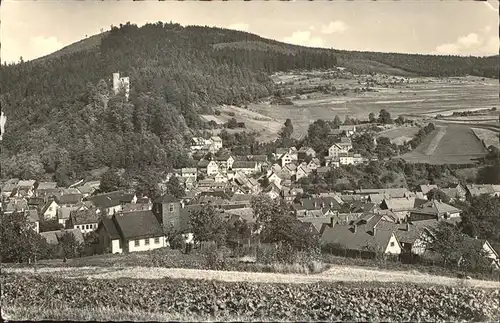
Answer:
2;273;499;322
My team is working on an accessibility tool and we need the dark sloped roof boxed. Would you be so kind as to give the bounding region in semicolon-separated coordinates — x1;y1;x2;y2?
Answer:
113;210;164;240
321;218;398;252
36;182;57;190
153;194;179;204
87;190;135;208
100;218;121;240
41;229;84;245
70;209;100;225
232;161;257;169
55;193;83;205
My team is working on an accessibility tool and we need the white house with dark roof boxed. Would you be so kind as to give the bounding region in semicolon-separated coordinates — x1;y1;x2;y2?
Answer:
232;161;259;175
69;209;100;234
40;199;59;220
409;199;462;222
328;139;353;158
97;210;167;254
321;213;402;256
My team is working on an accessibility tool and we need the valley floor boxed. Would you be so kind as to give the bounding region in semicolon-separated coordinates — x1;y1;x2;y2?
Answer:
5;263;500;289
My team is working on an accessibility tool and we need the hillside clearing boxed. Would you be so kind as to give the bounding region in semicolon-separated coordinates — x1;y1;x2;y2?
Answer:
401;125;488;164
5;264;500;288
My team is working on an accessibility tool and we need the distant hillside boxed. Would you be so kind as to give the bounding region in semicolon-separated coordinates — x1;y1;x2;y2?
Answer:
0;22;337;184
0;22;497;185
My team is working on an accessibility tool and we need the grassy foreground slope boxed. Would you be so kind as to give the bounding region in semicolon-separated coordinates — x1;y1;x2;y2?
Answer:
2;273;499;322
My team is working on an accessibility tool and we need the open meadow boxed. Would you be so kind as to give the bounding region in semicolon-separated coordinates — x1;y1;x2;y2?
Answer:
245;76;498;140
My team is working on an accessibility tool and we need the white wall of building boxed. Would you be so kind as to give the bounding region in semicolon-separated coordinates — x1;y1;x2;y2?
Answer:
384;234;402;255
127;236;166;252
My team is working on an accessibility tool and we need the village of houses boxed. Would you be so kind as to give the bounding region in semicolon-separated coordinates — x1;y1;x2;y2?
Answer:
1;124;500;269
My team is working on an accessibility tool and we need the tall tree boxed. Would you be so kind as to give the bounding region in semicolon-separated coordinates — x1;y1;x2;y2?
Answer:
378;109;392;124
189;204;227;246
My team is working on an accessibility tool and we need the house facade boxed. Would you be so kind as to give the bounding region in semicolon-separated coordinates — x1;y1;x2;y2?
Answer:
97;210;166;254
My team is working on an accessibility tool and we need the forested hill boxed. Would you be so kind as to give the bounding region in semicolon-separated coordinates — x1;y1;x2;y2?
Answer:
0;22;497;185
0;22;338;184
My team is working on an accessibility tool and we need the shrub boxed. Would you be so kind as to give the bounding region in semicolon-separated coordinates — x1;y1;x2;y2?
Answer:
168;233;185;250
202;241;226;270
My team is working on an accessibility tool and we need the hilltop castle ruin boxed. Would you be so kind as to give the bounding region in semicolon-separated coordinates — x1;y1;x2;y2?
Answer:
112;72;130;100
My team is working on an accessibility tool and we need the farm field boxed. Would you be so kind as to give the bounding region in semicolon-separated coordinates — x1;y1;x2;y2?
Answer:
206;105;283;142
376;126;420;145
472;127;500;149
401;125;489;164
248;77;498;139
3;270;500;322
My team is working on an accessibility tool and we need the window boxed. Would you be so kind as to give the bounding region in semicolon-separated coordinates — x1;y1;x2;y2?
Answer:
49;207;53;211
134;240;140;247
390;242;395;247
154;237;160;244
86;224;89;230
145;238;150;246
169;204;174;213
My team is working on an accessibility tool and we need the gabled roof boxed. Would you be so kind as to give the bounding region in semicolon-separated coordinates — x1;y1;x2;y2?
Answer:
294;197;342;212
321;216;398;252
55;193;83;205
76;185;96;195
248;155;268;162
339;125;356;131
382;197;416;212
17;180;36;188
87;190;135;208
232;161;257;169
100;218;121;240
70;209;100;225
298;216;332;233
36;182;57;190
122;203;152;212
395;221;438;245
40;229;84;245
467;184;500;196
40;199;58;215
411;199;462;217
113;210;164;240
226;208;256;224
58;206;80;220
355;188;410;197
153;194;179;204
298;146;315;153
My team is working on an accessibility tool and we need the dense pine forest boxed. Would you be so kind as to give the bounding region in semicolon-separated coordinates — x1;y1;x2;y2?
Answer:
0;22;498;184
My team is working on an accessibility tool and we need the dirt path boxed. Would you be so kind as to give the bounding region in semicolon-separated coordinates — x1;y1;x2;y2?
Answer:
4;265;500;289
424;126;447;155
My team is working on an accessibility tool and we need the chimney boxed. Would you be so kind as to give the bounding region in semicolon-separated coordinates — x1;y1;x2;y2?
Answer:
406;222;410;232
352;224;357;233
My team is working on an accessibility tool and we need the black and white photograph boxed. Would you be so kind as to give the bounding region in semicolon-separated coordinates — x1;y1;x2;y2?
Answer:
1;0;499;321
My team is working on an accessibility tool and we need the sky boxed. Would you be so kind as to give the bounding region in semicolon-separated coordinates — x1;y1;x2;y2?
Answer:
1;0;499;64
